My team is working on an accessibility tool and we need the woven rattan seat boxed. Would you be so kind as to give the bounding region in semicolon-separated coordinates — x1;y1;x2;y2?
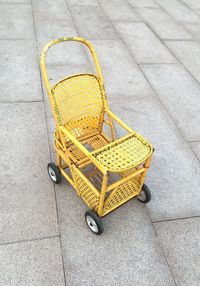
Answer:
91;133;152;172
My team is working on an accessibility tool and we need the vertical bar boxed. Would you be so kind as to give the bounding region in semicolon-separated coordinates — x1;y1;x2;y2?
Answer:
139;155;153;187
97;173;109;217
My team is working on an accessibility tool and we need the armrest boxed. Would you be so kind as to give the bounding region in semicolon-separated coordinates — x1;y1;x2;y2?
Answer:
59;126;107;174
106;109;135;134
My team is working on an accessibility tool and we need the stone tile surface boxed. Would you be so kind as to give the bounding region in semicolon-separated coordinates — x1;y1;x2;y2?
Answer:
184;23;200;38
109;94;200;222
129;0;158;8
0;40;42;102
137;8;192;39
90;40;154;97
70;6;118;39
166;40;200;84
0;4;34;39
115;22;177;63
33;0;71;20
67;0;99;5
0;103;58;243
191;142;200;160
0;0;30;2
154;218;200;286
156;0;200;23
0;237;65;286
34;15;87;66
56;182;175;286
100;0;141;21
181;0;200;10
141;64;200;141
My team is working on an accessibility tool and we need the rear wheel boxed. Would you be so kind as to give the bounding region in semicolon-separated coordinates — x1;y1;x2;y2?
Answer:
47;162;61;184
85;210;104;235
137;184;151;203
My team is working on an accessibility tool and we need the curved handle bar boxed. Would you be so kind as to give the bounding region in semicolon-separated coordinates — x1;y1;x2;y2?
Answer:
40;37;104;96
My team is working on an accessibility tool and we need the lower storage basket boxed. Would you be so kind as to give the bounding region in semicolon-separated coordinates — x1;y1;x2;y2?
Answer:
72;164;142;217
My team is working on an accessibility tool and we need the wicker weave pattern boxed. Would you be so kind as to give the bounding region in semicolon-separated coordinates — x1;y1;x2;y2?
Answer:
52;74;104;139
103;178;141;214
73;166;100;211
92;134;151;171
68;134;109;165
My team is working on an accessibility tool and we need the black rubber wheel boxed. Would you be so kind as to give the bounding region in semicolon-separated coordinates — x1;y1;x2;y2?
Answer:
137;184;151;203
85;210;104;235
47;162;61;184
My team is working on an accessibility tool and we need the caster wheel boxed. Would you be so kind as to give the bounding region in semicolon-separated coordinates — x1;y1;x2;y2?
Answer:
47;162;61;184
85;210;104;235
137;184;151;203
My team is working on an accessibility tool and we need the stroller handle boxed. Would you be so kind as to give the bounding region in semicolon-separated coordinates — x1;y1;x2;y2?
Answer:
40;37;104;95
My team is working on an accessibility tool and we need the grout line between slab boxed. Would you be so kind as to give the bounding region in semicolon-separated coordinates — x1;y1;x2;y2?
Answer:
189;140;200;143
149;0;195;37
139;62;179;65
64;0;94;74
154;0;200;38
30;1;67;285
153;214;200;224
153;226;178;286
178;0;200;18
0;235;59;247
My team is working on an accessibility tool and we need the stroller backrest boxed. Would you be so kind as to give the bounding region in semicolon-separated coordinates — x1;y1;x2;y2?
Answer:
52;74;104;139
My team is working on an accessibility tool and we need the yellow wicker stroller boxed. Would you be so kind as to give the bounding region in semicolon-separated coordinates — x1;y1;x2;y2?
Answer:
40;37;154;235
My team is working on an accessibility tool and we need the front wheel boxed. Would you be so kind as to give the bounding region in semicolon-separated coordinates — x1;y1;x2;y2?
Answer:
47;162;61;184
137;184;151;203
85;210;104;235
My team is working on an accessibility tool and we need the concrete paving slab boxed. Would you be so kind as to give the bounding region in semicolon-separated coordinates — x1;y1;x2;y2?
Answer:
67;0;99;6
165;40;200;84
109;94;200;222
191;142;200;160
141;63;200;141
34;15;87;66
181;0;200;10
184;23;200;38
0;103;58;243
0;4;34;39
157;0;200;23
129;0;158;8
154;218;200;286
33;0;71;20
34;11;76;43
56;182;175;286
115;22;177;64
100;0;141;21
0;237;65;286
0;40;42;102
0;0;30;2
136;8;192;39
88;40;155;97
70;6;118;39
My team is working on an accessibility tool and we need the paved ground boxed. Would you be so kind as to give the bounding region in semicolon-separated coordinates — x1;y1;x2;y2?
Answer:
0;0;200;285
